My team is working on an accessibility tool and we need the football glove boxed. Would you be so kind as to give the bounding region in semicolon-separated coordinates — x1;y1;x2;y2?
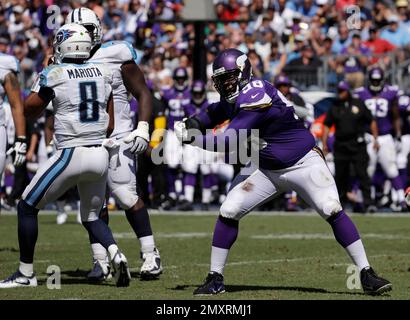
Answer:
123;121;149;154
174;119;189;143
7;136;27;167
405;187;410;207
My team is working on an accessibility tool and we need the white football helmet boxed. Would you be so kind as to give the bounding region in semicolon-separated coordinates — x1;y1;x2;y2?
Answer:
66;7;102;46
53;23;92;63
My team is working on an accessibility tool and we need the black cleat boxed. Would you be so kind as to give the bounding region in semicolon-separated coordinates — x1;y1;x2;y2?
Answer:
360;267;392;295
161;198;175;211
193;272;225;296
177;200;193;211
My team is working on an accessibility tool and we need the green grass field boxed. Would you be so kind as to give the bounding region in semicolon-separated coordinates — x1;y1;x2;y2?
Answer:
0;211;409;300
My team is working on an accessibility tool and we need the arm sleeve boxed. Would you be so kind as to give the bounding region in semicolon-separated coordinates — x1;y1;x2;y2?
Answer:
193;102;228;130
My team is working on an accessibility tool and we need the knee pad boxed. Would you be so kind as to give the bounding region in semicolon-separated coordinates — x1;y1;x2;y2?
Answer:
320;199;342;218
397;154;407;170
385;166;399;179
220;199;242;220
111;185;139;210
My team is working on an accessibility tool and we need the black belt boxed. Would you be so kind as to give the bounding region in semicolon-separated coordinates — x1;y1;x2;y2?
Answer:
83;144;102;148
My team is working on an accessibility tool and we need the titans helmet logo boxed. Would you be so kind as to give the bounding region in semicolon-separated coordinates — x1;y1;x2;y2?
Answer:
55;29;76;45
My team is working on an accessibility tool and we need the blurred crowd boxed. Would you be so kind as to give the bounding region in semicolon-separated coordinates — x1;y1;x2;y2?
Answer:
0;0;410;214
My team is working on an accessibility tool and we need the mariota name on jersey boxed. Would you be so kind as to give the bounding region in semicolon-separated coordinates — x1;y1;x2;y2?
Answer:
66;66;103;79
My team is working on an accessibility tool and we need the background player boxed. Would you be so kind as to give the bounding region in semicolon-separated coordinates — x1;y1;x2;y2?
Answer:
397;94;410;191
161;67;191;208
67;7;162;280
175;48;392;296
0;24;130;288
354;68;406;211
0;42;27;214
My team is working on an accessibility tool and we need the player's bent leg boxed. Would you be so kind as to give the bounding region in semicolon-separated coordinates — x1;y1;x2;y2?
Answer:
1;149;76;289
285;150;392;295
77;153;131;288
108;142;162;280
194;168;279;296
124;198;162;280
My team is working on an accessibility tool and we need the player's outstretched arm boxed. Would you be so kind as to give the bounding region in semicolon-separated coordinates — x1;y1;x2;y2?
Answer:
121;61;152;154
4;72;26;138
121;62;152;123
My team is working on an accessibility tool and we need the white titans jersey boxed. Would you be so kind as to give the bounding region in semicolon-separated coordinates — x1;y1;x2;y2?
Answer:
88;40;138;138
32;62;113;149
0;53;20;126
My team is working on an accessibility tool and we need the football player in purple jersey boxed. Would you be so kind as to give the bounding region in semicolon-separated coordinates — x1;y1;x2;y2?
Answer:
161;67;192;207
354;68;406;211
175;48;392;296
397;95;410;193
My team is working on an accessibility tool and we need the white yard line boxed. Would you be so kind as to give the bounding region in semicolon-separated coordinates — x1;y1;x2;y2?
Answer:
251;233;410;240
165;253;410;270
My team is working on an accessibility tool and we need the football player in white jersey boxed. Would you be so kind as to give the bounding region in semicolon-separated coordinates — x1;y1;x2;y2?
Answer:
0;24;131;288
67;7;162;280
0;42;27;213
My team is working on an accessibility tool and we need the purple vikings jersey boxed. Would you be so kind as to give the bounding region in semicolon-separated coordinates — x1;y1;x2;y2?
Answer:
398;95;410;135
162;87;191;130
354;85;401;135
195;79;316;170
184;99;210;118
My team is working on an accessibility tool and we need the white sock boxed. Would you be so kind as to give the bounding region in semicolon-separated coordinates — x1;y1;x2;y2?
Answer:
202;188;211;204
185;185;195;203
107;244;120;261
139;235;155;253
345;239;370;271
169;192;177;200
19;262;33;277
91;243;108;263
210;246;230;275
175;179;183;195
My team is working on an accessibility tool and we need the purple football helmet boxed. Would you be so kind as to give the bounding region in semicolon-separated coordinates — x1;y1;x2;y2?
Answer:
274;74;291;87
212;48;252;103
173;67;189;91
191;80;206;105
368;67;385;93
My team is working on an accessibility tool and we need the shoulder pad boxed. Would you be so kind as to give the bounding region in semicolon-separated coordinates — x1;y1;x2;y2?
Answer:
237;83;272;110
387;84;402;96
0;53;20;83
0;53;20;73
98;40;138;64
39;65;64;88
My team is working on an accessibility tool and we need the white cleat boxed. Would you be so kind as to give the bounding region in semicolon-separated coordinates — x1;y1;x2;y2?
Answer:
0;270;37;288
140;248;163;280
56;212;68;225
111;250;131;287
